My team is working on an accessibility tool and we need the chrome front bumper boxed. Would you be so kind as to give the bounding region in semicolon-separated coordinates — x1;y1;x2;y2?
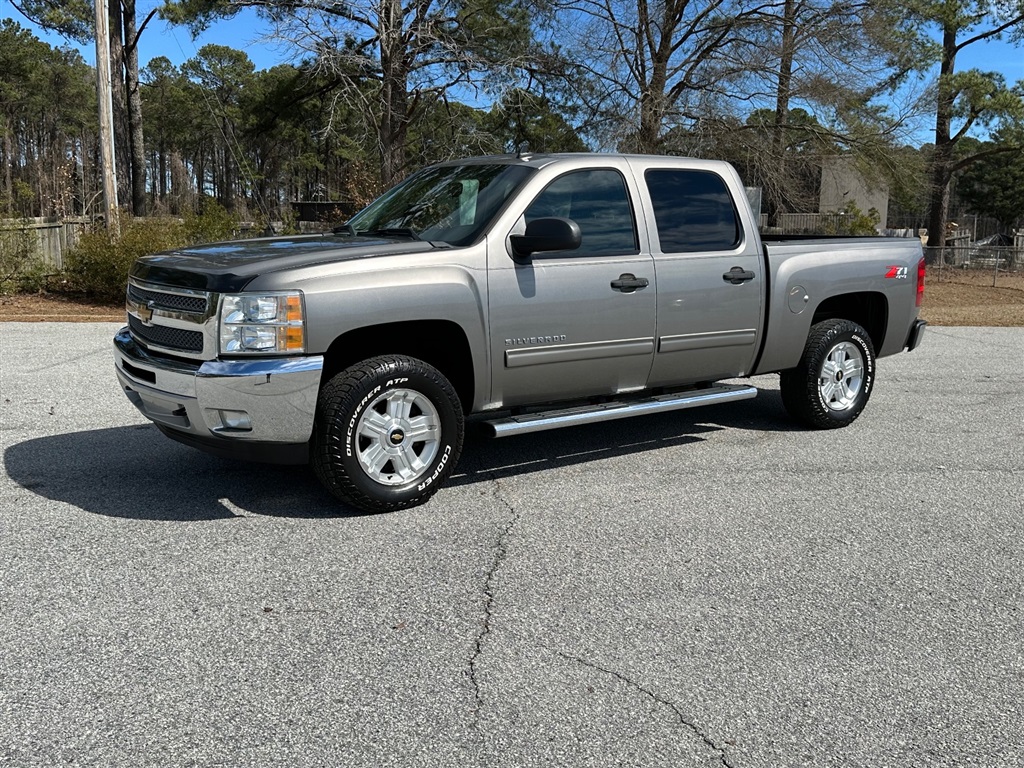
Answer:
113;328;324;446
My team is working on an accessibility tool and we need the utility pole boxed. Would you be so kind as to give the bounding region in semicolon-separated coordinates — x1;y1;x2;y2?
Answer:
94;0;119;236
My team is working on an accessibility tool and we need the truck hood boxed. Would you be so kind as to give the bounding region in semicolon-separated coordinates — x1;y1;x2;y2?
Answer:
129;233;443;292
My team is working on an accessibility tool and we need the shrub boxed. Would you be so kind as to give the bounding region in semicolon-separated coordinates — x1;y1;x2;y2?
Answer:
0;225;50;294
183;199;237;244
64;216;187;302
63;204;245;302
821;204;881;236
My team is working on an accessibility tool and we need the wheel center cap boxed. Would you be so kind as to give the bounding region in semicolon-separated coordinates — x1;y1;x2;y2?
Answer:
835;370;844;382
389;429;406;446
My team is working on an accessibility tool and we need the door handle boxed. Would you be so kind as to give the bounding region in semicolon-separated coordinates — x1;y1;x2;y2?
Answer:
611;273;650;293
723;266;756;284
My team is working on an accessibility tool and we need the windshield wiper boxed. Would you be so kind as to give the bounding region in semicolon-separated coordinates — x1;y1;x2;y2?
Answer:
355;227;422;241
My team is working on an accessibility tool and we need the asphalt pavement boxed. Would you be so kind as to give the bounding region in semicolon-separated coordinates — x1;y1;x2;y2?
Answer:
1;322;1022;767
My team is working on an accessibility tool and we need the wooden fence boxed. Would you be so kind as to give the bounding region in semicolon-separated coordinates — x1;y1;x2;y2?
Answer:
0;217;91;271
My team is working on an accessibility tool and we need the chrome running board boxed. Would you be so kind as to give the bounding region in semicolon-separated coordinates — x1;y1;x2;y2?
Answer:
481;384;758;438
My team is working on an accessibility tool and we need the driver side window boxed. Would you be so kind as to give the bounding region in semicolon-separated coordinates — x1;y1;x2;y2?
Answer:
525;169;638;256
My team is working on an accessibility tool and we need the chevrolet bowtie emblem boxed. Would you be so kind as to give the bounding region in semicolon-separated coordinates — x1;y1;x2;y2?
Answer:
137;302;154;324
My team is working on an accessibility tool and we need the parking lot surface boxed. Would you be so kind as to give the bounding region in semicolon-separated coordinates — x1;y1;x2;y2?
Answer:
1;323;1022;767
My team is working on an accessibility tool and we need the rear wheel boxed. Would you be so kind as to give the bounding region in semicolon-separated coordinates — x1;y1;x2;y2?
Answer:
313;355;464;512
780;319;876;429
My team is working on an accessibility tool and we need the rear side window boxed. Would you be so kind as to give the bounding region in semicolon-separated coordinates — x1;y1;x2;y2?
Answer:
645;169;741;253
525;169;638;256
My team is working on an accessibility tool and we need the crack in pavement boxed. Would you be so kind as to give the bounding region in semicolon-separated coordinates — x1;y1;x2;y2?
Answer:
468;477;519;732
24;346;111;374
556;651;737;768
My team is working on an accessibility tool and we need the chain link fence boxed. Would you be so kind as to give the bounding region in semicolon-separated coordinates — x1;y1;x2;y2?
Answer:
924;241;1024;285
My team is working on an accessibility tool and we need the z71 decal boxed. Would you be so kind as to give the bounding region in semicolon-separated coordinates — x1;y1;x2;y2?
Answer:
885;266;908;279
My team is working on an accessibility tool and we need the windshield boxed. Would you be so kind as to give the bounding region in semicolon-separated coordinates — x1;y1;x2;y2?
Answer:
347;163;534;246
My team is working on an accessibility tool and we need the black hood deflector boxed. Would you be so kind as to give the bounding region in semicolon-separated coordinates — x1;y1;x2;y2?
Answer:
129;234;439;292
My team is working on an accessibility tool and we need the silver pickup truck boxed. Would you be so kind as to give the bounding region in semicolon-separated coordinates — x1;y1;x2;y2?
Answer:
114;153;926;512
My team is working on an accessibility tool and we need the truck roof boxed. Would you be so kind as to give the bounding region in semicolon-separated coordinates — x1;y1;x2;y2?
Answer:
437;152;734;172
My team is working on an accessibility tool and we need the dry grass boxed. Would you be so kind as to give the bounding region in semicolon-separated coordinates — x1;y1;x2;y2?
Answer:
0;293;124;322
1;267;1021;326
920;268;1024;326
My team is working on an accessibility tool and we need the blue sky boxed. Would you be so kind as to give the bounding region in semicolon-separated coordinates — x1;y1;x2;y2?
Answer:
2;2;281;70
4;0;1023;140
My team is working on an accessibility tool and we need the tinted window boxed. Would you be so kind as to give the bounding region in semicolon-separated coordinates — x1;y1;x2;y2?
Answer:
645;169;740;253
525;169;638;256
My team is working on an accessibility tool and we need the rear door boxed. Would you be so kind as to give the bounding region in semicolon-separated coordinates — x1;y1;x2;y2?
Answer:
487;164;657;407
636;164;765;386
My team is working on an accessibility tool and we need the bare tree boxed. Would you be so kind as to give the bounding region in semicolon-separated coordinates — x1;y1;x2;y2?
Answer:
551;0;785;152
731;0;924;221
558;0;926;225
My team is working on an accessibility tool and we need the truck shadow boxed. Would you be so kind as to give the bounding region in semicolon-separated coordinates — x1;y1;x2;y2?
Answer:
3;423;337;522
453;387;793;484
3;389;793;522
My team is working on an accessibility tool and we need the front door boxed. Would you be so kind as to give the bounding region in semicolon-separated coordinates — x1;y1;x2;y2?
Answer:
488;166;657;408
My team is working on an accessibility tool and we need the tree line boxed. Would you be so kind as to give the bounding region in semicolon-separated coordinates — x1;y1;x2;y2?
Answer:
3;0;1024;241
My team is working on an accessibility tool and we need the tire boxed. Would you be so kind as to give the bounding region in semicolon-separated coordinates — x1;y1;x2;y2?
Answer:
780;319;876;429
313;355;464;513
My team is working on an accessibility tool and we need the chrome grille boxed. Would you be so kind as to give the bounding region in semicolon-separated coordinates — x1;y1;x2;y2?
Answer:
127;278;215;359
128;283;208;313
129;315;204;353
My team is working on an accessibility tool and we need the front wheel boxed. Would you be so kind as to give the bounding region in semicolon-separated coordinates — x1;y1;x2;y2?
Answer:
780;319;876;429
313;355;464;512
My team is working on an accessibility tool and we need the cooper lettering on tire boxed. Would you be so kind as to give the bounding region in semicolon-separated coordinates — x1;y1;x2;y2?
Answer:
780;319;876;429
314;355;464;512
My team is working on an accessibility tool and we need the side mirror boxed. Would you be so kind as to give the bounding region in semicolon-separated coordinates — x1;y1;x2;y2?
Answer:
510;217;582;261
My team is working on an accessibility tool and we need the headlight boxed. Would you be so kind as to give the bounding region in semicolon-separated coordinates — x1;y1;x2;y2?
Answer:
219;292;306;354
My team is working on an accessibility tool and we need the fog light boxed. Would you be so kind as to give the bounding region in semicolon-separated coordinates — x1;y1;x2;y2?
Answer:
218;409;252;431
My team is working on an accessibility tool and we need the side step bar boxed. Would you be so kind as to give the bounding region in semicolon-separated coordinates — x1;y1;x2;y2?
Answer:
480;384;758;438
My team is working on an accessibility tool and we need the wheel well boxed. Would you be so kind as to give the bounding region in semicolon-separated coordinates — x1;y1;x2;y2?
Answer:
811;292;888;351
321;320;475;412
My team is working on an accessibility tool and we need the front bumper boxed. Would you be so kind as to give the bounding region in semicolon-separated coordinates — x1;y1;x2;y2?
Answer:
114;328;323;458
